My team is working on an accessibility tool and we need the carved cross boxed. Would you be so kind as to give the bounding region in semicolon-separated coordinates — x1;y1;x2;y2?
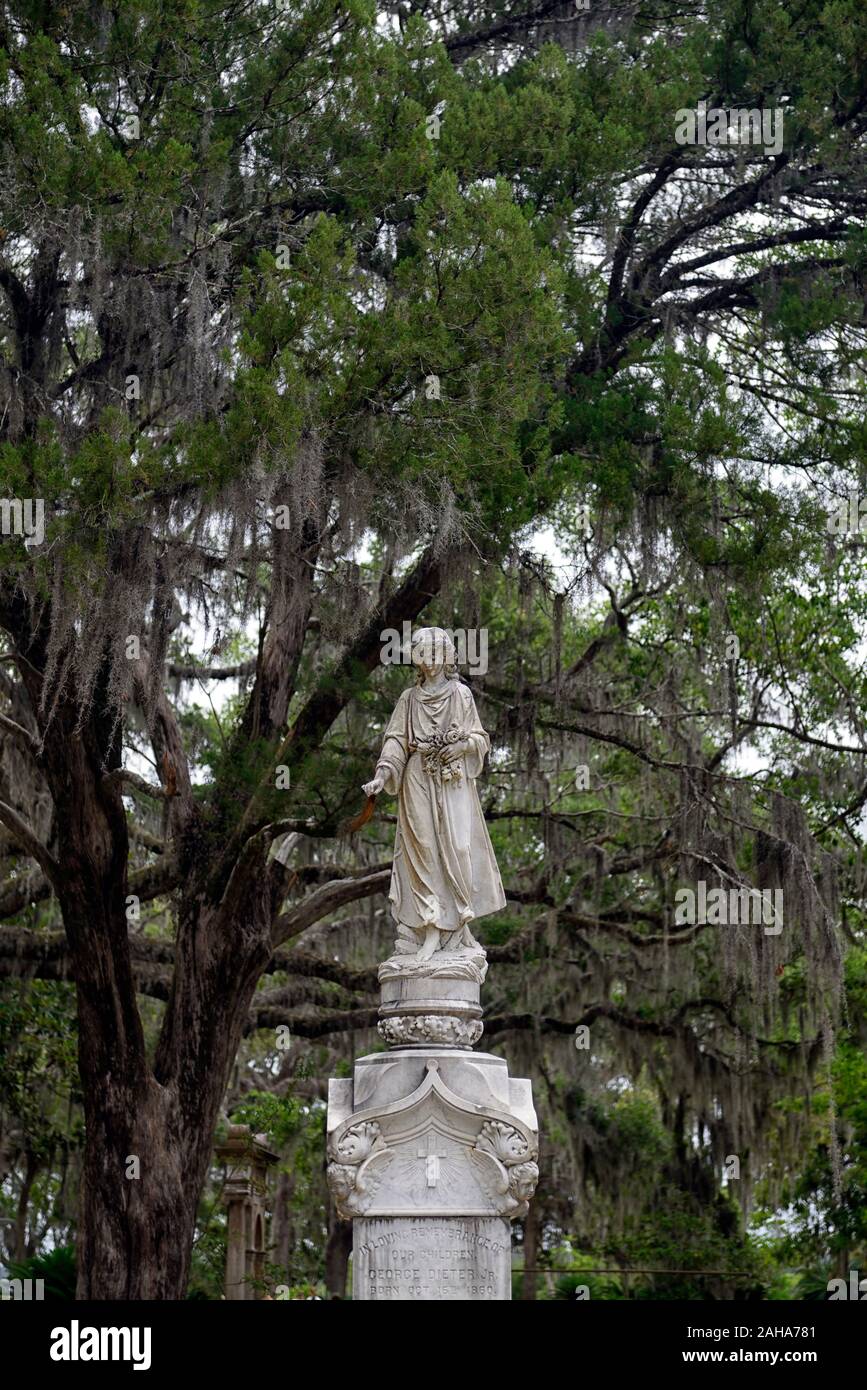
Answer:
417;1132;448;1188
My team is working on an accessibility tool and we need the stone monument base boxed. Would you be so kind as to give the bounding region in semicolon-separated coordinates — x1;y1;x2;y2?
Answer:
327;1045;538;1301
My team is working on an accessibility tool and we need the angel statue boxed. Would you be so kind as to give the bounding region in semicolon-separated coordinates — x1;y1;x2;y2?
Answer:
362;627;506;970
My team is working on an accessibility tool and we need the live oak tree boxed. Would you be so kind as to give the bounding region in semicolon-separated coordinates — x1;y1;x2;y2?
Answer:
1;0;867;1298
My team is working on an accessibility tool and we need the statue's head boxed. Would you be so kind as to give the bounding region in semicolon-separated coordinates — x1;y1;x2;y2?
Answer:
410;627;458;682
509;1161;539;1202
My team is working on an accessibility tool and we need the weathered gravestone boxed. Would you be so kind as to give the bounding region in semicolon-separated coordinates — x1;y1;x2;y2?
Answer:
326;628;538;1300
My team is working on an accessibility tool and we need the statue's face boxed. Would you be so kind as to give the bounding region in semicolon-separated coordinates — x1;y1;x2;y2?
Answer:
412;646;444;678
326;1163;355;1199
510;1162;539;1199
411;629;453;678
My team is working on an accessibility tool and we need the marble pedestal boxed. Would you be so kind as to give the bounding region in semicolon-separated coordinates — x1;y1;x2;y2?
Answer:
326;1042;539;1300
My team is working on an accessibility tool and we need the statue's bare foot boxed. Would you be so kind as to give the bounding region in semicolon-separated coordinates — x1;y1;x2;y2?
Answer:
416;925;441;960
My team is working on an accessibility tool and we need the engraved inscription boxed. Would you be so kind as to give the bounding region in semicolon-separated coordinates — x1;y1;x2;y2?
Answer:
352;1217;511;1300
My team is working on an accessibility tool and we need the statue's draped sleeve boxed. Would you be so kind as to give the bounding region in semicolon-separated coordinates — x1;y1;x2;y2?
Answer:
375;688;410;796
461;686;490;779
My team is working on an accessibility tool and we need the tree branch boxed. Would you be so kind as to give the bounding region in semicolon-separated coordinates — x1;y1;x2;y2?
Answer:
271;868;391;947
0;711;40;758
0;802;61;891
103;768;170;801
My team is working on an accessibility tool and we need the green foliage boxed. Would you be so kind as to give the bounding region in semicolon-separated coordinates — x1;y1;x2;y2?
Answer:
229;1091;307;1151
7;1245;77;1302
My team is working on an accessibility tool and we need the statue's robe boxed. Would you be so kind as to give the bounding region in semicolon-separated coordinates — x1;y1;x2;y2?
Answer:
375;679;506;941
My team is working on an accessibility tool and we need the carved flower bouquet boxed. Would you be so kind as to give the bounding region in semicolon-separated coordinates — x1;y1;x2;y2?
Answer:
417;725;464;784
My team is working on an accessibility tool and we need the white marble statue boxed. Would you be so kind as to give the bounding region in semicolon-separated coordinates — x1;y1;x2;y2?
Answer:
363;627;506;968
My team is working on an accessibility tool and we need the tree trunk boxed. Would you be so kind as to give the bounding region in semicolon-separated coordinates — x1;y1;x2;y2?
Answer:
521;1200;538;1300
271;1170;292;1272
77;1083;196;1299
76;914;275;1298
13;1151;38;1264
324;1213;352;1299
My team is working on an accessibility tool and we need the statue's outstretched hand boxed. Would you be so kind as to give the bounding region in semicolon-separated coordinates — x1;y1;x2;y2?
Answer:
362;769;387;797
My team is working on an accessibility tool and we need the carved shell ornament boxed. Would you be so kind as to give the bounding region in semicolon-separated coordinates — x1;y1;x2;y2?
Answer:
475;1120;531;1164
334;1121;383;1164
